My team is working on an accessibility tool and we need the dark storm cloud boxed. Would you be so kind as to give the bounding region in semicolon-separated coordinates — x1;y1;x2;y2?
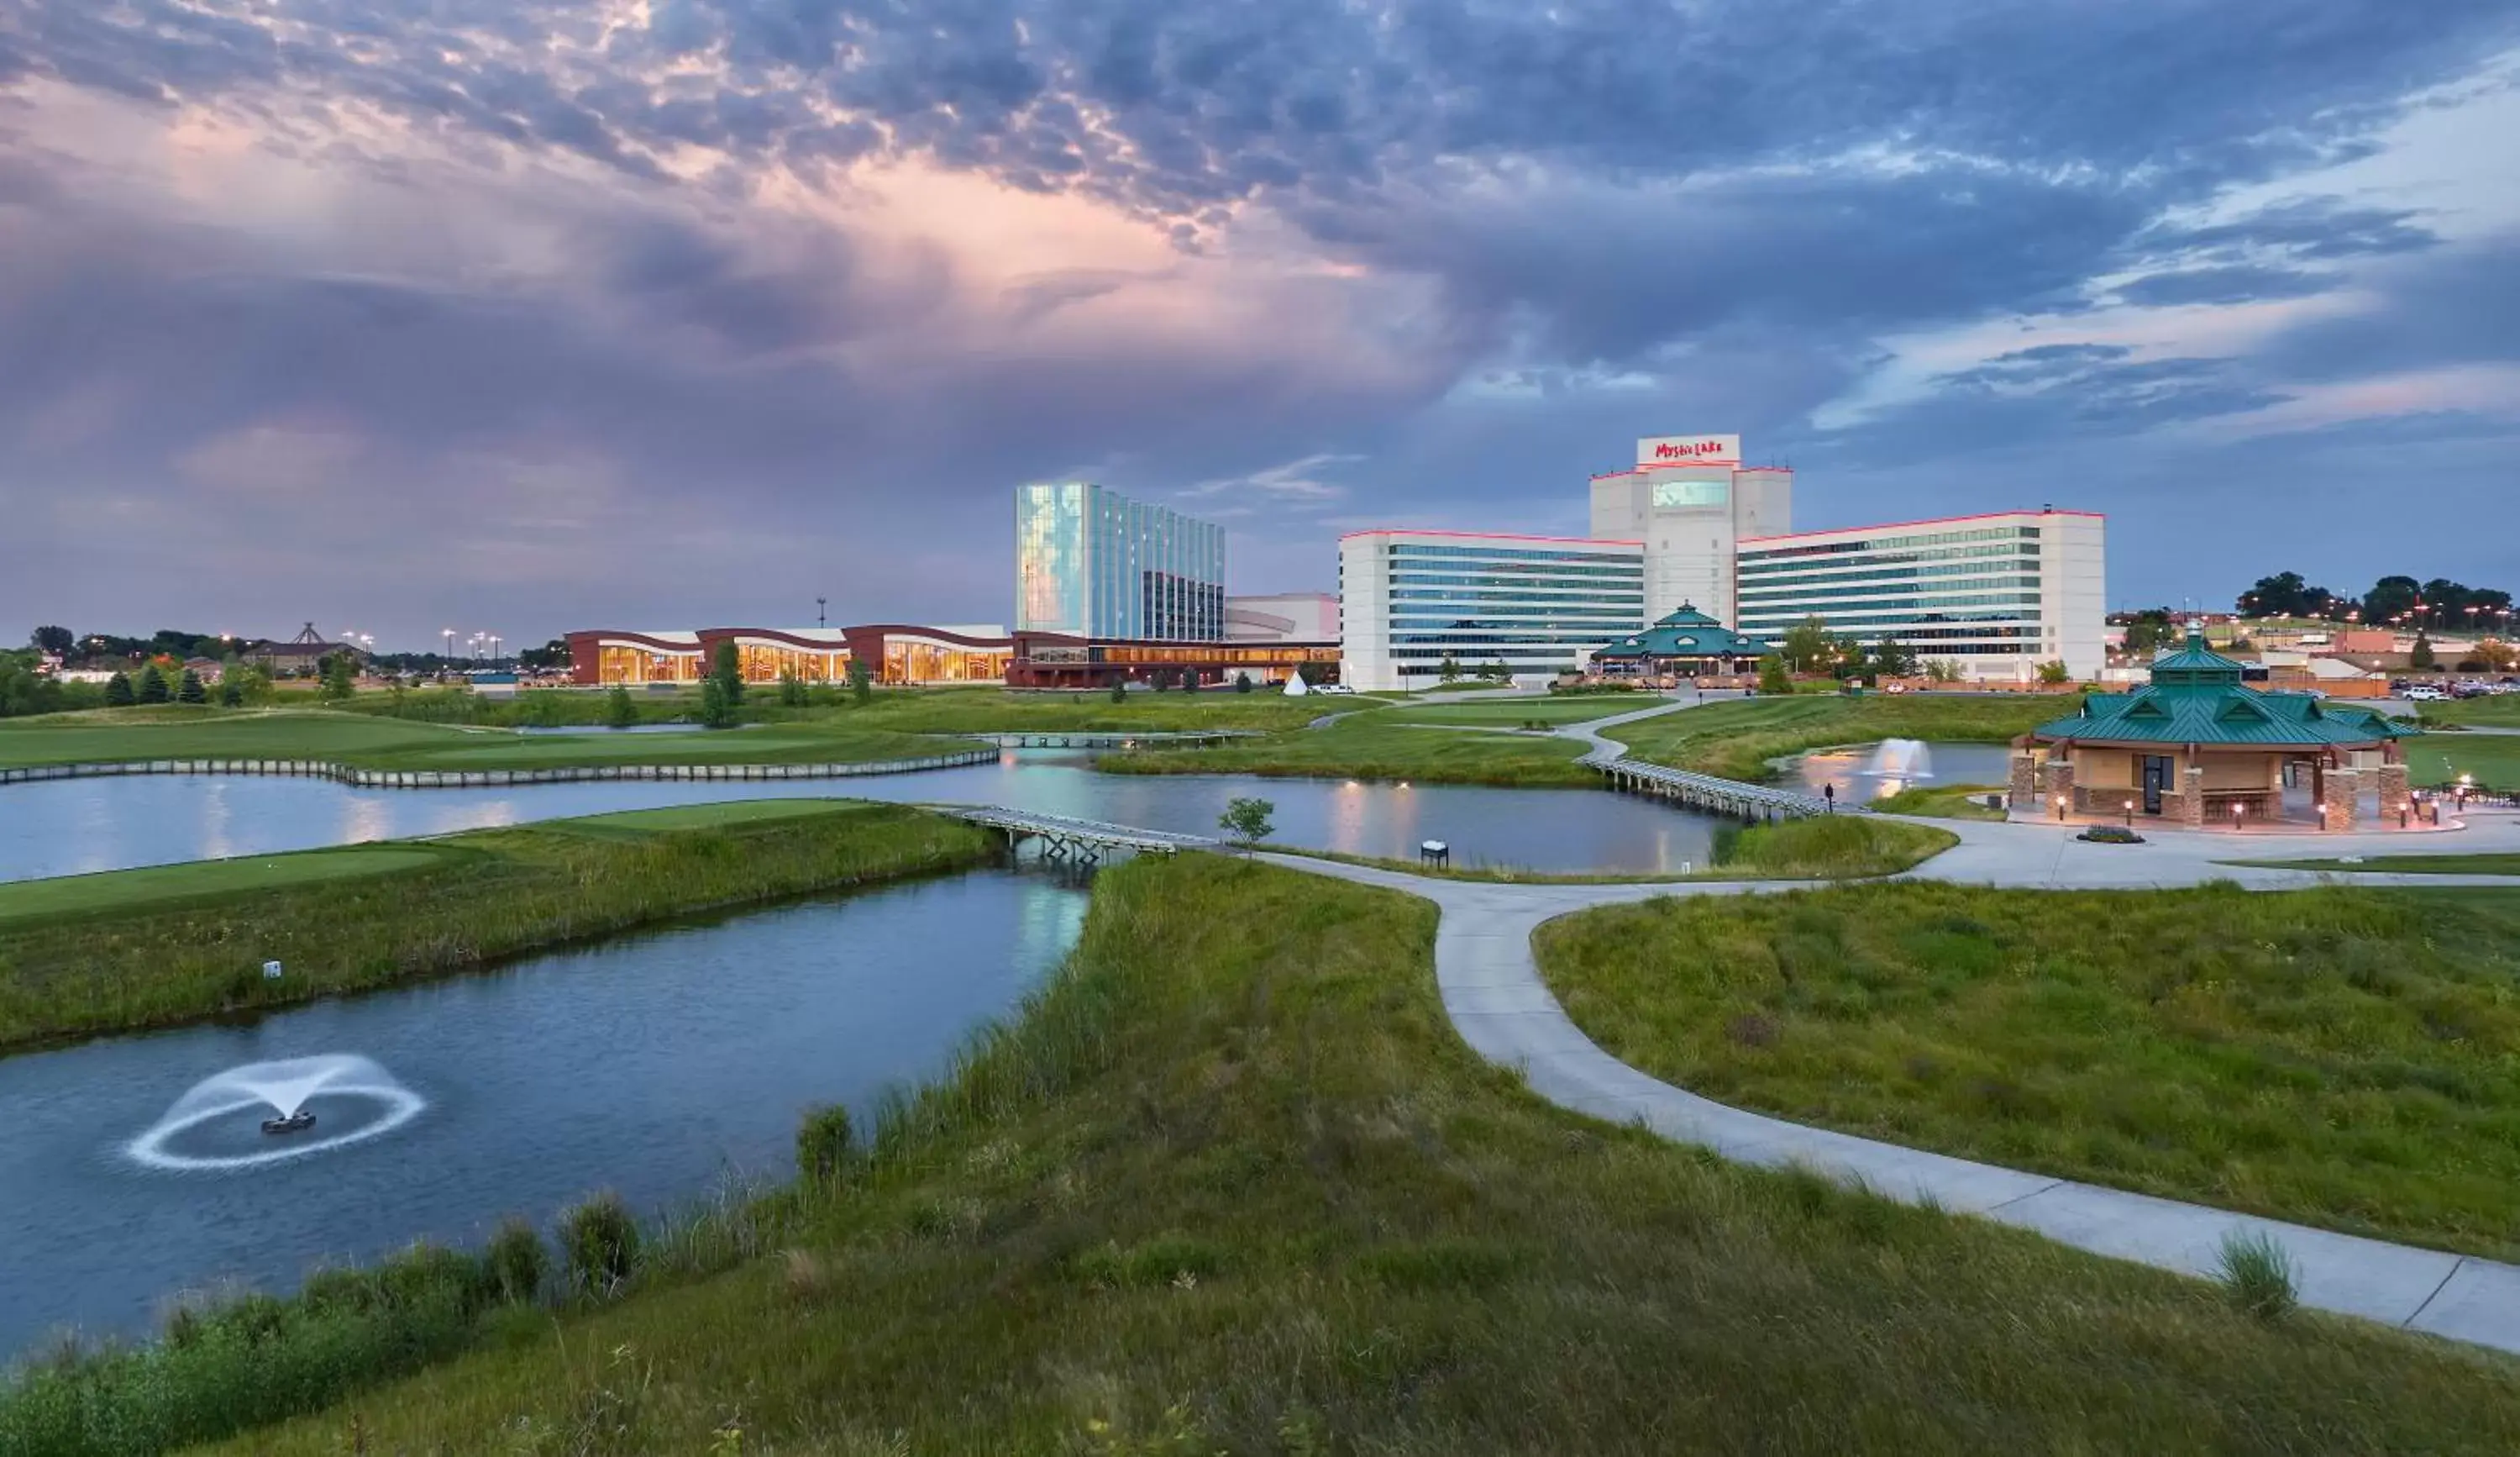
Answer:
4;0;2517;634
2254;234;2520;381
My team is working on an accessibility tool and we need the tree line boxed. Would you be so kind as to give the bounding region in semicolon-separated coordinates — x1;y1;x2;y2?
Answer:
2234;573;2512;629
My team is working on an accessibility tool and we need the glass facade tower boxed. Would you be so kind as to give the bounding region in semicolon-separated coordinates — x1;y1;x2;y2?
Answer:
1016;482;1226;640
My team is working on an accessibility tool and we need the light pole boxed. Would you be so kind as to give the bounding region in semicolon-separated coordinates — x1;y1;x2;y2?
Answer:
442;629;455;663
817;597;827;629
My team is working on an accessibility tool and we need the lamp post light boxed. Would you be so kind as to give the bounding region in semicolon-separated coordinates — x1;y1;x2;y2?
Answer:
2124;798;2134;828
2053;794;2066;822
2231;801;2245;830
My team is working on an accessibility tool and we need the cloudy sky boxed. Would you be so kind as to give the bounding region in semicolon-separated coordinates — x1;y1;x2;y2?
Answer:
3;0;2517;648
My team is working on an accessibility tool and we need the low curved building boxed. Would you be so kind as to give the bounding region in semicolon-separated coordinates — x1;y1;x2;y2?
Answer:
2011;629;2418;831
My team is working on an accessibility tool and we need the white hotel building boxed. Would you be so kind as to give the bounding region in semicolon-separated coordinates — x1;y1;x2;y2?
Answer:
1337;530;1646;691
1336;435;2108;689
1734;510;2108;681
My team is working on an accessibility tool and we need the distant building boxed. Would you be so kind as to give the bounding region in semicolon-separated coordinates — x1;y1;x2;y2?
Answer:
1015;482;1226;642
245;623;366;674
181;657;224;683
1224;592;1338;643
1339;529;1646;691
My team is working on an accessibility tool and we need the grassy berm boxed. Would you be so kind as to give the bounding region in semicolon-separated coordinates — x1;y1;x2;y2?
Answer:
18;858;2512;1454
0;801;990;1049
1540;880;2520;1259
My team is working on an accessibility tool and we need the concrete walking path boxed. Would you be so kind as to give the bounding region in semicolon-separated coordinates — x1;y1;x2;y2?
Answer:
1257;846;2520;1354
1245;692;2520;1352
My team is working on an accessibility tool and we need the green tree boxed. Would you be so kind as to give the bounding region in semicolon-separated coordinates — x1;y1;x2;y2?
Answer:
1484;660;1513;681
217;678;244;708
605;685;638;728
234;660;276;705
29;625;73;655
2120;610;2176;655
1830;634;1870;681
1924;658;1963;685
1108;677;1128;702
2411;633;2438;670
848;657;875;705
2036;659;2073;685
1219;796;1274;851
1756;654;1792;695
711;641;744;706
1438;655;1462;684
698;676;735;728
1779;617;1834;674
778;671;807;707
176;669;207;704
137;664;170;703
1871;637;1918;679
105;671;135;707
319;653;357;701
1234;671;1253;693
2364;576;2423;625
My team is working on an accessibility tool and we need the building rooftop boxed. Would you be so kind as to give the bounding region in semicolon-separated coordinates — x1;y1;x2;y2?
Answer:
2034;629;2412;748
1590;602;1770;661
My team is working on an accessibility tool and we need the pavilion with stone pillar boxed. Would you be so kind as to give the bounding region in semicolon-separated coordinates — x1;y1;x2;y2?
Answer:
2010;629;2419;831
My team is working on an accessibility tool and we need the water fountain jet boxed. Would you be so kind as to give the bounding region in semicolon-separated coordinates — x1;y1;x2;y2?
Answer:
125;1054;424;1172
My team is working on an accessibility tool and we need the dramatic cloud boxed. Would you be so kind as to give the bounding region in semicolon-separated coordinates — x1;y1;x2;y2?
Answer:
1;0;2517;641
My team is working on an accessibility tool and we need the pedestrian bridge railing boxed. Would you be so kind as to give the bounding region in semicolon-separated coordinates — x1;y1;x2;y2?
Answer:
927;806;1218;860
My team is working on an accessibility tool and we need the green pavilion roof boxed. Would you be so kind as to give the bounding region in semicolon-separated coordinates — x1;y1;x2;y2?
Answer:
1591;602;1769;661
2034;629;2415;748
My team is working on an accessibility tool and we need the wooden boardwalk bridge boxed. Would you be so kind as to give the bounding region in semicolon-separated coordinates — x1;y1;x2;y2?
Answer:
928;806;1220;861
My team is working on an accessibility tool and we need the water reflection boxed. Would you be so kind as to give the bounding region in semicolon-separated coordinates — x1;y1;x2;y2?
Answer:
1791;742;2013;804
0;870;1085;1357
0;751;1734;881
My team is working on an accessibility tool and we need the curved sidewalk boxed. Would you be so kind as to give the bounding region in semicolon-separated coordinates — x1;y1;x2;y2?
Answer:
1259;849;2520;1354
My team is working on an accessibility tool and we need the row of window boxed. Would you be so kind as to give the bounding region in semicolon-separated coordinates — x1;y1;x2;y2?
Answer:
1738;526;2041;563
1392;632;1631;647
1743;622;2045;641
1740;590;2044;614
1389;572;1645;589
1735;554;2041;590
1391;588;1646;606
1391;616;1642;631
1386;544;1642;565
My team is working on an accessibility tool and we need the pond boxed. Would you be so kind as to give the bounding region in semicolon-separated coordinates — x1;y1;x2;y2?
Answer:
0;750;1731;882
0;869;1087;1359
1788;741;2015;803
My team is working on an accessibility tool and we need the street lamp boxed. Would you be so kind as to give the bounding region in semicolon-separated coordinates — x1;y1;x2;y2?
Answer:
2231;801;2245;829
2123;798;2134;828
2053;795;2066;822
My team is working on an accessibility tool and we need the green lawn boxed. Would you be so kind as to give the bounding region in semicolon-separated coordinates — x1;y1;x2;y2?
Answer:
2228;853;2520;876
0;845;457;924
1538;881;2520;1259
1271;815;1956;883
1604;695;2060;782
0;708;966;771
1870;781;2009;820
1098;713;1598;786
2407;730;2520;791
1384;697;1643;726
0;802;990;1050
20;857;2505;1455
2418;697;2520;729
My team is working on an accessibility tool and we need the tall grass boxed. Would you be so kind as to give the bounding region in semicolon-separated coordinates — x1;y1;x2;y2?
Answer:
185;858;2520;1454
1604;695;2057;782
0;802;994;1049
1098;714;1598;786
1537;879;2520;1258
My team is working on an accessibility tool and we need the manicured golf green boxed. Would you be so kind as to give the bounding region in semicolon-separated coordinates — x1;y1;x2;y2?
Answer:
2407;731;2520;791
0;801;990;1049
1100;713;1597;786
1382;697;1648;726
1539;880;2520;1259
0;845;456;924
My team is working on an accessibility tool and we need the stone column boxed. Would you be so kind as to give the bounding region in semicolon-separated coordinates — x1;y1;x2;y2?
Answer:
2008;750;2040;818
2323;769;2363;832
2040;755;2076;819
2177;765;2206;828
2377;761;2410;824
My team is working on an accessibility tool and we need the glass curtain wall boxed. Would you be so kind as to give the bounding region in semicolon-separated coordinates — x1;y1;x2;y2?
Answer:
1019;482;1225;641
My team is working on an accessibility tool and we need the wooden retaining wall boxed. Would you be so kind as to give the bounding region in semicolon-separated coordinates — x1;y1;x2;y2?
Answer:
0;749;998;791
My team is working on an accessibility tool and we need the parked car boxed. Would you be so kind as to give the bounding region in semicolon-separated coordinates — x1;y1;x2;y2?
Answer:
2402;685;2447;702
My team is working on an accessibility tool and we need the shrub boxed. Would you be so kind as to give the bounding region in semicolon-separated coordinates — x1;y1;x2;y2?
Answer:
560;1192;642;1295
2216;1230;2298;1322
796;1102;856;1184
605;685;638;728
104;671;136;707
486;1218;549;1303
375;1239;491;1310
1109;679;1128;702
138;665;171;703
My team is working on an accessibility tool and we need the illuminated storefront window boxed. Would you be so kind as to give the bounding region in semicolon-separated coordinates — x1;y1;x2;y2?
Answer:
736;643;851;683
597;644;701;685
882;640;1012;684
